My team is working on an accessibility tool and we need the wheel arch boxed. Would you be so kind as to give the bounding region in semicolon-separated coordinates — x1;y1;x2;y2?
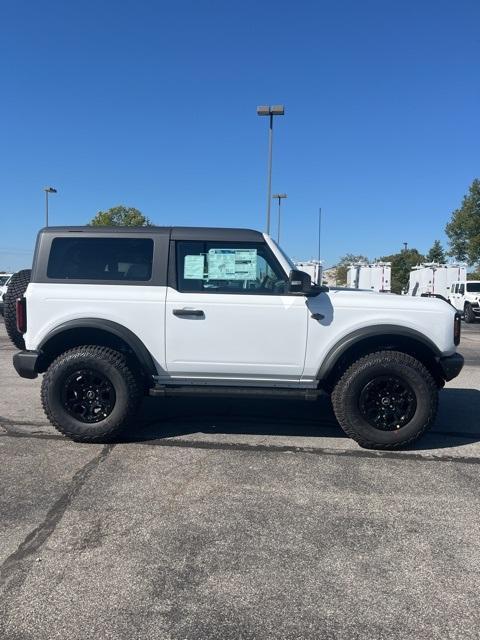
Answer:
37;319;157;381
318;326;444;390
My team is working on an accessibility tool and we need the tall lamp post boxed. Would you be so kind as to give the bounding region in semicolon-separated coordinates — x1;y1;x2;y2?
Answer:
272;193;287;243
43;186;57;227
257;104;285;235
318;207;322;261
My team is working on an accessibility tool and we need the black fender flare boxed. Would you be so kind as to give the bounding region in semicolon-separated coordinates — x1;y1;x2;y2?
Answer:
317;325;442;380
38;318;157;377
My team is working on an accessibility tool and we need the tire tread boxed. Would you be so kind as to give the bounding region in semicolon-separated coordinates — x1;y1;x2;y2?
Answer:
331;350;438;449
41;345;141;442
4;269;31;349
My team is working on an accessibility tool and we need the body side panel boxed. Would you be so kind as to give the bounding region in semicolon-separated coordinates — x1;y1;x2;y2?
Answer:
24;283;168;375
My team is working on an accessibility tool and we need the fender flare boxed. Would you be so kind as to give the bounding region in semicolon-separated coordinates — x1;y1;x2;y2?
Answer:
38;318;157;377
317;325;442;380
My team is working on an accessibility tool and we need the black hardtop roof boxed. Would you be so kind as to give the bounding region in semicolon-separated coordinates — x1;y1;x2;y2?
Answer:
38;226;264;242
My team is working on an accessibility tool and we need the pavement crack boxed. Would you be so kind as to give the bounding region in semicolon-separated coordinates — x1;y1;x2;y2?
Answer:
0;415;51;428
132;437;480;464
0;444;114;591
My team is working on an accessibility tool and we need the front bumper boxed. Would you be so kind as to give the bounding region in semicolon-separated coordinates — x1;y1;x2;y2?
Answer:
438;353;464;382
13;350;40;379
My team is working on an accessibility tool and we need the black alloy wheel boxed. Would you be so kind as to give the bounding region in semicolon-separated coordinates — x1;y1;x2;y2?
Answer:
62;368;116;423
358;375;417;431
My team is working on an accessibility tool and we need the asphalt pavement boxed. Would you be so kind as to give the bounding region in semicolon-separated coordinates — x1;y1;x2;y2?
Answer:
1;318;480;639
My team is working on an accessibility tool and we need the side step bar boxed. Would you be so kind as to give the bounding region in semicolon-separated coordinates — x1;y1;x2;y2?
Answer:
149;385;324;402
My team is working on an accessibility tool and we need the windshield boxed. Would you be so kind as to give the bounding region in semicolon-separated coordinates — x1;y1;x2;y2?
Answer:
0;275;10;286
271;239;295;270
467;282;480;292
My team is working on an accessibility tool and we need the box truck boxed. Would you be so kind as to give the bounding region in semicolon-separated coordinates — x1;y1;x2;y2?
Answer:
347;263;391;292
408;263;466;301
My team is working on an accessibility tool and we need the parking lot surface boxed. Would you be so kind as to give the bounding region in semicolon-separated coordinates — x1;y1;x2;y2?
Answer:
1;319;480;639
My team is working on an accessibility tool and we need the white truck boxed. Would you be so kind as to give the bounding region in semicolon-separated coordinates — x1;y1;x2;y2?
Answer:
408;263;466;302
347;263;391;292
5;226;463;450
449;280;480;323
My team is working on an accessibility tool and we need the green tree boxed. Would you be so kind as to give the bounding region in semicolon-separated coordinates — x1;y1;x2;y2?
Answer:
426;239;446;263
335;254;369;286
89;205;152;227
380;248;425;294
445;178;480;265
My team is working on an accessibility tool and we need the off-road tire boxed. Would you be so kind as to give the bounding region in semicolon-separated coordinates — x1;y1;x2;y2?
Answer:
464;303;476;323
41;346;142;442
331;350;438;449
3;269;31;349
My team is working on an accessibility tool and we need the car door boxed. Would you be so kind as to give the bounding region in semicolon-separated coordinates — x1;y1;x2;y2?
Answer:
165;239;308;383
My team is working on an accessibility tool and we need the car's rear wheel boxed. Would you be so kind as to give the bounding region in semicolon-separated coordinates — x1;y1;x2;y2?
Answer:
464;303;476;323
4;269;31;349
41;346;142;442
331;350;438;449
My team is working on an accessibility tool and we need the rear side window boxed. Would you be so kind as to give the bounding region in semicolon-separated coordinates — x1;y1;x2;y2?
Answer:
47;237;154;281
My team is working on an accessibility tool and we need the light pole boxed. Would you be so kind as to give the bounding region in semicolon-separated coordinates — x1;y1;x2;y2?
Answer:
43;187;57;227
318;207;322;261
257;104;285;235
272;193;287;243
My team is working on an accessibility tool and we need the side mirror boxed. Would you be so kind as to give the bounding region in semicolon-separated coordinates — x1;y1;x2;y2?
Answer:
288;269;329;296
288;269;313;295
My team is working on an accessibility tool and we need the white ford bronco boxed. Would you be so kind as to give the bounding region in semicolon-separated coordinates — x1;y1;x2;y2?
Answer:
7;226;463;449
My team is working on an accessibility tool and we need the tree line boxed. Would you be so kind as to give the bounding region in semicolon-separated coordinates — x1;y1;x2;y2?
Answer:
89;178;480;294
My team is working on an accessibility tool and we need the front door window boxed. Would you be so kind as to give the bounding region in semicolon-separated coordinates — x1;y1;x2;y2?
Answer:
175;241;288;294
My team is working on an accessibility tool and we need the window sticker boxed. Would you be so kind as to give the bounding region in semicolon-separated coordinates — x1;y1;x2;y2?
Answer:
184;254;205;279
207;248;257;280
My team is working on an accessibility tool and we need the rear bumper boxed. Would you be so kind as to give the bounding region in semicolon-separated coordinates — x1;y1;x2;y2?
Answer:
438;353;464;382
13;350;40;379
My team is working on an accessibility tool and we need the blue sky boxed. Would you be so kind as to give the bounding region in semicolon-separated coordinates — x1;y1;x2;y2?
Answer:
1;0;479;271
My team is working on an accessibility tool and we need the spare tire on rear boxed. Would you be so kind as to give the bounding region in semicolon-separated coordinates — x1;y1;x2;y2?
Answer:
4;269;31;350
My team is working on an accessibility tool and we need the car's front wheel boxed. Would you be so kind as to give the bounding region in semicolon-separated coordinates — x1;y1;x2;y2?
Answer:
331;350;438;449
464;303;476;323
41;346;142;442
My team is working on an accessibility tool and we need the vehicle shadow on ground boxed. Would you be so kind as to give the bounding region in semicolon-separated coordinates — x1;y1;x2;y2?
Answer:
121;388;480;451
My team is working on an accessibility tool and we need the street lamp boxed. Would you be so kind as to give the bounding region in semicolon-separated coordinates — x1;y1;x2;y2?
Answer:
272;193;287;243
257;104;285;235
43;187;57;227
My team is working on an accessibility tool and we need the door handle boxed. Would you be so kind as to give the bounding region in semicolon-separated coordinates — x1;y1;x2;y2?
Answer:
172;308;205;318
311;312;325;321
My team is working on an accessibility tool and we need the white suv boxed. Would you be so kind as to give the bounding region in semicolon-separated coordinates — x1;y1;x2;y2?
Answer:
449;281;480;323
7;226;463;449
